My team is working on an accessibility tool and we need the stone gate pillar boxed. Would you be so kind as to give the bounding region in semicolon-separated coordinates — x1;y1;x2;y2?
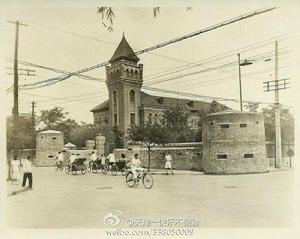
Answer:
95;134;106;157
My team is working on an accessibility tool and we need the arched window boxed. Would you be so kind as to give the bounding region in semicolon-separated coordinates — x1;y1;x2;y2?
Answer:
113;90;117;106
130;69;133;78
126;69;129;78
129;90;135;103
134;70;138;79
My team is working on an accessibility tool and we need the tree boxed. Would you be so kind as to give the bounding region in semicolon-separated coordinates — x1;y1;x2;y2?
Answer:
161;104;191;142
128;124;169;171
261;104;294;143
97;7;192;31
38;106;68;129
70;123;99;147
38;107;78;143
244;102;260;113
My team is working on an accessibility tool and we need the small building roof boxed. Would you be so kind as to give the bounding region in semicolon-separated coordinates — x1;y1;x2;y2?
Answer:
109;35;140;63
38;130;62;134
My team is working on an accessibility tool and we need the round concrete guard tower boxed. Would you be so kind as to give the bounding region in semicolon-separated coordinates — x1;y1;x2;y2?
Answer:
202;111;268;174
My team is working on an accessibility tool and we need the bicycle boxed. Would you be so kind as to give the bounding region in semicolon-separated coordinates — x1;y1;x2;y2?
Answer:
125;169;153;189
102;163;118;176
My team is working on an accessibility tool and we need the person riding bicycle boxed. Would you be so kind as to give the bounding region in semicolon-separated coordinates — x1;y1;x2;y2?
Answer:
55;151;64;167
69;153;76;165
131;153;144;183
107;151;116;170
90;151;97;162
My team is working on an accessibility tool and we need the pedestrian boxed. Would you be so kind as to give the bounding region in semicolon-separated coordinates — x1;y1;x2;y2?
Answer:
165;153;174;175
11;157;21;185
107;151;116;169
22;156;33;189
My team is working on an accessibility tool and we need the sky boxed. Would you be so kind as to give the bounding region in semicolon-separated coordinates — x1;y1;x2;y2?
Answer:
1;0;299;124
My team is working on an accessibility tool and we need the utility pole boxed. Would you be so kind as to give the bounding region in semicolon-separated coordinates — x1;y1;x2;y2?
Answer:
7;20;28;179
238;53;243;111
263;41;290;168
31;101;37;156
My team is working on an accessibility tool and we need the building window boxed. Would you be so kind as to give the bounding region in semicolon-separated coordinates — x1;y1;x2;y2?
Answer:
114;113;118;126
104;117;108;124
240;123;247;128
130;113;135;125
244;154;254;158
256;121;259;124
130;90;135;103
52;137;56;140
209;121;214;126
154;113;158;124
113;91;117;105
219;124;230;128
126;69;129;78
148;113;153;124
216;154;227;160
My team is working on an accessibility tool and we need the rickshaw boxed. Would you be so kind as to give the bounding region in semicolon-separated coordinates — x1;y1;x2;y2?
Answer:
65;158;87;175
102;160;128;176
87;160;106;174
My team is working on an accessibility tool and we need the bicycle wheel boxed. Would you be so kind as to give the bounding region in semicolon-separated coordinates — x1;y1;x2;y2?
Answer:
126;172;136;187
87;164;91;173
60;165;64;171
92;163;98;173
55;164;59;171
142;173;153;189
111;165;118;176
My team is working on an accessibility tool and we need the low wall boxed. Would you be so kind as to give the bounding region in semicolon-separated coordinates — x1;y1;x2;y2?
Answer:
114;144;203;171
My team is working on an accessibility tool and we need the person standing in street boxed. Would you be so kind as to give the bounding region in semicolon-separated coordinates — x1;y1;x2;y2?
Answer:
165;153;174;175
11;157;21;185
22;156;33;189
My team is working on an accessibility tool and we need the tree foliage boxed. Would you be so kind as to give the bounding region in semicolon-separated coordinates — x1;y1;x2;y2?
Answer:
128;124;169;171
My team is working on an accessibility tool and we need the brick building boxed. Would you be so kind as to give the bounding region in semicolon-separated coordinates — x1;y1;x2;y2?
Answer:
202;111;268;174
91;36;228;136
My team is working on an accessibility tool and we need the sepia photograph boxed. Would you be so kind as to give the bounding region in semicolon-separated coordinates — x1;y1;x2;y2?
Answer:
0;0;299;238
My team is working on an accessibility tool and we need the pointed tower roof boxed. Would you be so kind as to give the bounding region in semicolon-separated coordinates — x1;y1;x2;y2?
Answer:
109;35;140;63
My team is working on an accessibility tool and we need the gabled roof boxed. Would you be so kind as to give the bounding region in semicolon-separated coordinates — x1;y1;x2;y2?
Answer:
109;35;140;63
90;100;109;113
140;91;213;111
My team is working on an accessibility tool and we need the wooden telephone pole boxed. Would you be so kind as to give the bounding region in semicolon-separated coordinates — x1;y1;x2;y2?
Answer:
263;41;290;168
7;20;28;179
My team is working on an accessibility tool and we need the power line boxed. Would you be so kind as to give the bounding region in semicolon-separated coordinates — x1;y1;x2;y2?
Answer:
17;7;277;89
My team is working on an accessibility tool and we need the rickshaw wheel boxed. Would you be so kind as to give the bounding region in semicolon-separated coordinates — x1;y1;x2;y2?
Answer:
71;165;77;175
65;165;70;174
92;163;98;173
87;165;91;173
111;165;118;176
81;168;86;174
126;172;135;187
102;165;108;175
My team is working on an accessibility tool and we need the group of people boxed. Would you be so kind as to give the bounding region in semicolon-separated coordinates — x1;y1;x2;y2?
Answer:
10;155;33;189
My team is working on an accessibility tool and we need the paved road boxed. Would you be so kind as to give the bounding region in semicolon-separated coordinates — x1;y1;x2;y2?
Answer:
6;167;294;228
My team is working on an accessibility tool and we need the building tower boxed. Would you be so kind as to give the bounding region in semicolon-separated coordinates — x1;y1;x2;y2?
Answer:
105;35;144;136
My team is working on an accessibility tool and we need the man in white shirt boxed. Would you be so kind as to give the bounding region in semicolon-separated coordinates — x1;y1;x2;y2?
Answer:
131;153;144;181
56;152;64;166
107;152;116;169
90;151;97;162
69;153;76;165
22;156;33;189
